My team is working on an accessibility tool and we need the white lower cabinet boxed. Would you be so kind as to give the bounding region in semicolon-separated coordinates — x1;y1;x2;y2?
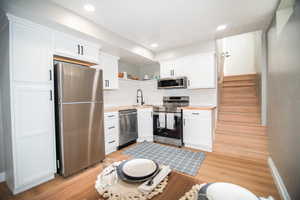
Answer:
137;108;153;142
183;110;213;152
104;112;119;155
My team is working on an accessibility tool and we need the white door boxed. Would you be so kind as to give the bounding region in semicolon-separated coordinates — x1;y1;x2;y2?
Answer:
160;61;173;78
13;84;55;188
81;41;99;63
54;32;80;59
138;108;153;142
183;110;212;151
172;57;185;77
222;33;256;76
187;53;216;89
100;53;119;89
12;23;52;83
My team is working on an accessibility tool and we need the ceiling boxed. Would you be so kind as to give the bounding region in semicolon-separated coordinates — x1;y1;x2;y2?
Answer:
50;0;278;53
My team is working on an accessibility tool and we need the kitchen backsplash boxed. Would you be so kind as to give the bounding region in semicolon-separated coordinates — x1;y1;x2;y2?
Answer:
104;79;217;107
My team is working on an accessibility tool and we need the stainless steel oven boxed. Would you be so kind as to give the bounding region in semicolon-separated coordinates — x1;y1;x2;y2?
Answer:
153;96;189;147
157;77;187;89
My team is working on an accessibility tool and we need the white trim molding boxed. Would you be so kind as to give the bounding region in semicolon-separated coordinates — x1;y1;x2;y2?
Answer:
0;172;5;183
268;157;291;200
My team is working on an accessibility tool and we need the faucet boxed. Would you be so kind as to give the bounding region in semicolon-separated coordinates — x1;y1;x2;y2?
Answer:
136;89;145;106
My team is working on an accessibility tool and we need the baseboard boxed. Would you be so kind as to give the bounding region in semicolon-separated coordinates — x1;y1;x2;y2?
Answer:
185;143;212;152
0;172;5;183
13;174;54;195
268;157;291;200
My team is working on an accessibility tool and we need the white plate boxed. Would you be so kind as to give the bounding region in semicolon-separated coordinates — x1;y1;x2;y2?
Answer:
122;159;157;178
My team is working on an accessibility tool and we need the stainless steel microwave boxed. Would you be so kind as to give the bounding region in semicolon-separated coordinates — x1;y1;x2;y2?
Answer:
157;77;188;89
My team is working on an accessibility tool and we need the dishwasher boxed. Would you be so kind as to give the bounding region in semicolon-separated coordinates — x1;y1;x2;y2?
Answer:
118;109;138;148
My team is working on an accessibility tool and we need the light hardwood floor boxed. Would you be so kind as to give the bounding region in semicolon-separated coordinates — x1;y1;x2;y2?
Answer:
0;143;280;200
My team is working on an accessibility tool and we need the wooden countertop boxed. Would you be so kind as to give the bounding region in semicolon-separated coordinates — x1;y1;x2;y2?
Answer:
104;105;154;112
180;106;217;110
104;105;216;112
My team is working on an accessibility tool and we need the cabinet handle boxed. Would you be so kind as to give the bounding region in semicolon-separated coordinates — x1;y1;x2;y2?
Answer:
50;90;53;101
188;80;190;86
77;44;80;54
108;126;115;129
192;113;200;115
108;140;115;144
81;45;83;55
108;115;115;118
49;69;52;81
108;80;110;87
183;118;186;126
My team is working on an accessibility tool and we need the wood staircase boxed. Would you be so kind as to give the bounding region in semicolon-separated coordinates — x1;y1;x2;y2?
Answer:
214;74;268;162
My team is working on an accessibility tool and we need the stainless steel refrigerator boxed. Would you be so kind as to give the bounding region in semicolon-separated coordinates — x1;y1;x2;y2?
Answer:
54;62;105;177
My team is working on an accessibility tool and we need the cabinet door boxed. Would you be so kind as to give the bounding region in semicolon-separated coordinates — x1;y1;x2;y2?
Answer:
183;110;212;151
54;32;80;59
12;23;52;83
160;61;174;78
138;109;153;142
187;53;216;89
81;41;99;63
173;57;185;77
100;53;119;90
14;84;55;188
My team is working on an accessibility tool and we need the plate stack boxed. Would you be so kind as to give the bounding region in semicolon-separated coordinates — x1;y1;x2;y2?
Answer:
117;159;159;183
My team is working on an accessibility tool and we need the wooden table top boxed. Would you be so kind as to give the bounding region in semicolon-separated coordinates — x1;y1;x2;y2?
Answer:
152;171;201;200
97;171;201;200
95;171;200;200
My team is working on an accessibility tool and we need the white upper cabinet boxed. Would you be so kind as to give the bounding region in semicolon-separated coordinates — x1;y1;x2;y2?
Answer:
98;52;120;90
12;22;52;83
137;108;153;142
159;52;216;89
160;58;183;78
54;32;100;63
81;41;100;63
186;53;216;89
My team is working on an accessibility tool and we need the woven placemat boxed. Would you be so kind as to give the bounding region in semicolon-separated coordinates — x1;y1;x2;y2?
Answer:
95;161;169;200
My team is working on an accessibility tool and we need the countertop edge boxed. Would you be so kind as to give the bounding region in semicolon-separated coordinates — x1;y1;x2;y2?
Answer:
104;105;217;112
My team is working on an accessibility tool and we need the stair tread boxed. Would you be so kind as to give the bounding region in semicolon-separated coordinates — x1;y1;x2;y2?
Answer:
223;82;256;87
216;130;267;138
217;120;263;127
223;74;257;82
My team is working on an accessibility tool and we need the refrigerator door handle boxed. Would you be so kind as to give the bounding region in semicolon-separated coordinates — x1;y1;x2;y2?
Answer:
50;90;53;101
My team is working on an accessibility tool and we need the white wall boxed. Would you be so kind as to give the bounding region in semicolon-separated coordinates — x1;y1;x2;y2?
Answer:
223;32;257;76
155;40;215;61
139;63;160;80
119;61;141;78
118;61;160;80
104;80;217;107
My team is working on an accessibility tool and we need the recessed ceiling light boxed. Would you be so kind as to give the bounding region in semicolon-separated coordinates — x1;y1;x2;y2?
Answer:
216;24;227;31
84;4;95;12
150;43;158;48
